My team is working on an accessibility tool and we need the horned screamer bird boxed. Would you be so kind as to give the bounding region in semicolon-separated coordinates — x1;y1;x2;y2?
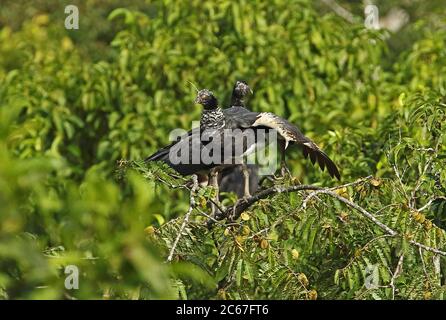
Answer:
145;89;236;215
146;81;341;220
146;81;258;193
221;89;341;181
147;80;341;184
219;80;260;199
145;89;224;174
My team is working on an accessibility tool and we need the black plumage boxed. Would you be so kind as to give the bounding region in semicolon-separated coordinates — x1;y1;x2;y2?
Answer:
221;100;341;180
146;82;255;178
219;81;260;198
147;88;250;215
219;164;259;198
145;89;225;177
146;80;341;199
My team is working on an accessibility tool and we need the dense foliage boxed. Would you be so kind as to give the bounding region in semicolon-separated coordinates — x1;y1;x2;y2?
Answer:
0;0;445;299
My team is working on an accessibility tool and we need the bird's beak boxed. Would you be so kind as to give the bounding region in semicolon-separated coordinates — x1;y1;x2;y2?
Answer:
194;96;201;104
249;88;254;95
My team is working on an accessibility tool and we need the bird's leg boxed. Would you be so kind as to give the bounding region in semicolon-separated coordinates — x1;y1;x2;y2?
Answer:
281;159;291;177
229;164;252;221
209;168;221;217
280;143;292;178
241;164;251;201
273;141;291;180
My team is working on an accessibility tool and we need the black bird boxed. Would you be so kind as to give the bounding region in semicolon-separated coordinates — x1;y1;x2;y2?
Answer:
227;110;341;180
218;164;259;199
147;80;340;183
219;80;260;199
145;89;224;177
230;80;252;107
221;88;341;180
146;89;235;214
147;81;257;192
146;81;341;218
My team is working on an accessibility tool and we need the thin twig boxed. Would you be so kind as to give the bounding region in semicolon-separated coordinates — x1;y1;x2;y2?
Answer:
317;189;398;236
418;196;446;212
374;203;401;216
409;156;433;209
389;254;404;300
419;247;433;291
166;175;198;262
340;234;394;271
409;239;446;256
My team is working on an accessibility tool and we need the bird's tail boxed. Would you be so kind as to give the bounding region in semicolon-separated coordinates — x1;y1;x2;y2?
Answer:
301;143;341;180
145;147;170;162
253;112;341;180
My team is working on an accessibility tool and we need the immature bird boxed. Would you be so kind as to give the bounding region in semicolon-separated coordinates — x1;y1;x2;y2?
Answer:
229;80;252;107
145;89;224;177
218;164;259;199
145;89;235;215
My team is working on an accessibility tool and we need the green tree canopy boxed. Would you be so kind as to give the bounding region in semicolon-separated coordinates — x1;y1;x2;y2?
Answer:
0;0;445;299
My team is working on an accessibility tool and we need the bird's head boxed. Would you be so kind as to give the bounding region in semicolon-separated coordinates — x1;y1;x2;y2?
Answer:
195;89;218;110
232;80;253;99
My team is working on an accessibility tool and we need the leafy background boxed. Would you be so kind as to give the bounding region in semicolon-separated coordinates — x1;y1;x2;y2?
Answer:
0;0;445;299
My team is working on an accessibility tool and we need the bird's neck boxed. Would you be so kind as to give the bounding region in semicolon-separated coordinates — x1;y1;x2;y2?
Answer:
200;107;225;129
231;96;244;107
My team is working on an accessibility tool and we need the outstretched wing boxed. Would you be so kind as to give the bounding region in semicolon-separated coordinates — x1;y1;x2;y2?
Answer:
225;109;341;180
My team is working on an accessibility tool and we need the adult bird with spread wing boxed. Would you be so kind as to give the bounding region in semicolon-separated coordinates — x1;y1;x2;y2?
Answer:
146;80;341;221
219;80;260;199
222;92;341;181
147;80;341;183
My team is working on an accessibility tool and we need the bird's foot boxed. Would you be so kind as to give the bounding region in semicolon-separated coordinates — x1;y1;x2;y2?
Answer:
242;186;251;202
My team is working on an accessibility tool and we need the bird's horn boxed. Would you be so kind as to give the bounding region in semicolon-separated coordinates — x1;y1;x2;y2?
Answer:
187;80;199;93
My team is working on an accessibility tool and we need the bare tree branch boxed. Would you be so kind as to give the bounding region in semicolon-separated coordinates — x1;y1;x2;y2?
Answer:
214;175;446;256
224;175;372;221
419;247;433;291
410;240;446;256
418;196;446;212
389;254;404;300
